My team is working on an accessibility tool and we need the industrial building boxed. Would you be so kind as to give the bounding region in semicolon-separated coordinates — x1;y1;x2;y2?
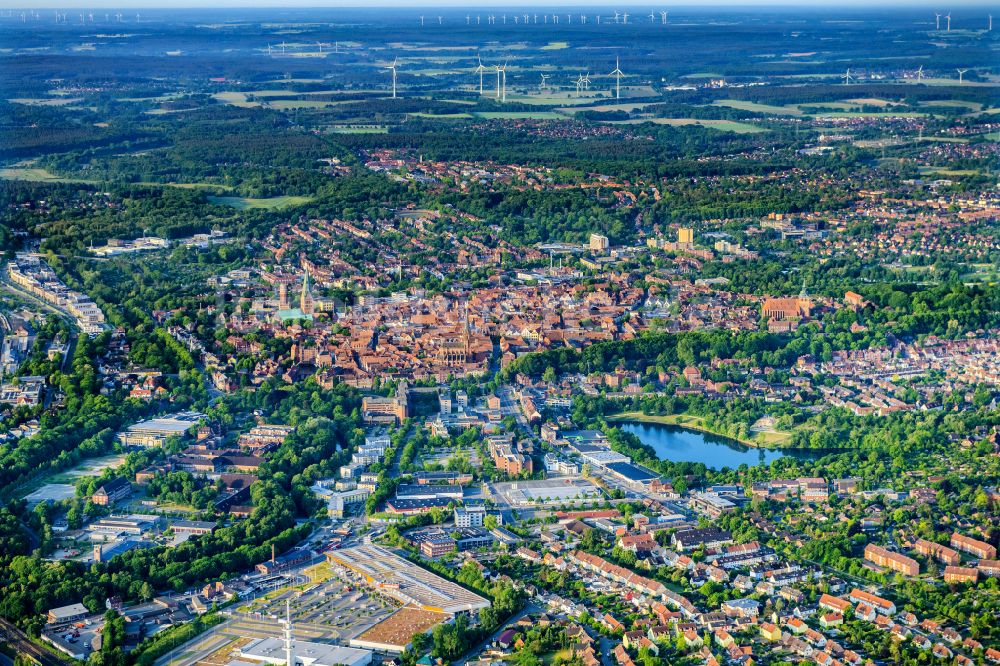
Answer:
326;545;490;615
118;411;205;448
349;607;447;655
237;637;371;666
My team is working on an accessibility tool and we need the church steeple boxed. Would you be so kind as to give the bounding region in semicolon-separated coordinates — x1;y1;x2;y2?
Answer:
299;268;314;315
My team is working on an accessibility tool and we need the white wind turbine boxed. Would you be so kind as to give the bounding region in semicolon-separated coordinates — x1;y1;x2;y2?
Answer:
649;10;655;22
500;60;508;102
539;73;549;91
916;65;924;81
946;13;951;30
956;68;968;83
495;63;502;99
610;57;625;99
935;12;941;30
388;58;398;98
843;68;854;85
475;56;486;95
661;11;668;24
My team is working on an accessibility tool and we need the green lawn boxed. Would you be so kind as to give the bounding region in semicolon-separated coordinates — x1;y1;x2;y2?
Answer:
209;195;313;210
712;99;801;116
472;111;566;119
0;166;95;184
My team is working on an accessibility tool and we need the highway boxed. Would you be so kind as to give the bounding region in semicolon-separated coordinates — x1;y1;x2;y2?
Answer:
0;617;74;666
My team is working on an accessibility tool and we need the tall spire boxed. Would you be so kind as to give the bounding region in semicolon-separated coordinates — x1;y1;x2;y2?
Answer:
463;300;470;356
300;268;314;315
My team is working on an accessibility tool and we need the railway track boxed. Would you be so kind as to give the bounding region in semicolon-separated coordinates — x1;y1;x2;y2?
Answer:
0;618;74;666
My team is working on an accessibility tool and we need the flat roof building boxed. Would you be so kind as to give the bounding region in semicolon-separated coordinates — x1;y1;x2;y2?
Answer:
326;545;490;615
349;607;447;654
238;637;371;666
118;412;205;448
47;603;90;625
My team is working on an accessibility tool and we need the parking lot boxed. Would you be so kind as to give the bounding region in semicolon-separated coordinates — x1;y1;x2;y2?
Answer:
234;576;395;642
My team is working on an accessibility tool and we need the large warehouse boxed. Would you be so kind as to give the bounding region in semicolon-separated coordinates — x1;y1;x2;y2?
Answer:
236;637;371;666
326;545;490;615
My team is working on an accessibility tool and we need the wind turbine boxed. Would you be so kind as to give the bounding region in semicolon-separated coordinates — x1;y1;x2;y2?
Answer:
581;14;587;24
946;13;951;30
843;68;854;85
614;11;620;24
610;57;625;99
475;56;486;94
419;15;424;26
649;10;655;22
988;14;993;31
582;71;591;91
956;68;967;83
495;63;502;99
388;57;398;98
661;11;668;24
437;16;443;25
267;43;272;56
916;65;924;81
466;15;470;25
500;60;508;102
935;12;941;30
623;12;630;24
539;73;549;91
575;73;585;94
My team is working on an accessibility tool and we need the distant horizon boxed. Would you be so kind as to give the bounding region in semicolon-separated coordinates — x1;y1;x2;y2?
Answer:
1;1;997;9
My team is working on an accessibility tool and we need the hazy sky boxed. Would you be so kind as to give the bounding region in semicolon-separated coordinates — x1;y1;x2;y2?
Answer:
2;0;996;8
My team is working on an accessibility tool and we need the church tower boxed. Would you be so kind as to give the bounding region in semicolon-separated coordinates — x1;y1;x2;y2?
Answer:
299;269;314;315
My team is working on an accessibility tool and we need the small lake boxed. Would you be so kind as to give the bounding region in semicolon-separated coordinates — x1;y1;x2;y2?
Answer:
620;421;825;470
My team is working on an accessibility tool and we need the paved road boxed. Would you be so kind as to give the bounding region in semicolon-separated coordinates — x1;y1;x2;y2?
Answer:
0;617;74;666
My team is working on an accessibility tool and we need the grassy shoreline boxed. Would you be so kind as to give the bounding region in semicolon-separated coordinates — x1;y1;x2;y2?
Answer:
607;411;794;449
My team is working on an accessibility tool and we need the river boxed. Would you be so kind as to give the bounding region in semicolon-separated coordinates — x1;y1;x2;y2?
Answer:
620;421;825;470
